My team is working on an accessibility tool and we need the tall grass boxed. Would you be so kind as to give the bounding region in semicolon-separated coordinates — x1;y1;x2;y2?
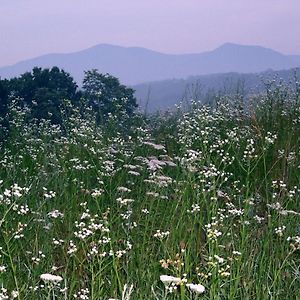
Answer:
0;81;299;299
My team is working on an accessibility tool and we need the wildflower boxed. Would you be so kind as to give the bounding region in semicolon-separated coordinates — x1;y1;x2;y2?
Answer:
275;226;286;237
91;189;104;197
287;236;300;251
219;269;231;277
0;288;8;299
128;171;140;176
143;141;165;150
116;198;134;206
44;190;56;199
147;159;166;171
187;203;200;213
154;230;170;239
160;259;169;269
40;273;63;282
117;186;131;193
160;275;182;284
206;228;222;240
214;255;225;264
11;290;19;299
67;240;78;255
48;210;64;218
186;283;205;294
73;288;89;299
0;265;6;273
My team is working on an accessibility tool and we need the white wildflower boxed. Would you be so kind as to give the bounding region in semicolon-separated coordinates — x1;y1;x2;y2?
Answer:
160;275;182;284
48;210;64;219
186;283;205;294
40;273;63;282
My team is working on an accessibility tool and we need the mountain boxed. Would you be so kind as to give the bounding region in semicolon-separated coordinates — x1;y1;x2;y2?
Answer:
133;68;300;112
0;43;300;85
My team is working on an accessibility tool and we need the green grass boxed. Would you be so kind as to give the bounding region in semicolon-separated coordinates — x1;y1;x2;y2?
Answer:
0;84;299;299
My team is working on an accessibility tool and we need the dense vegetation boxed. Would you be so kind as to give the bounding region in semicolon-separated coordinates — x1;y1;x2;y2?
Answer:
0;67;137;133
0;73;299;299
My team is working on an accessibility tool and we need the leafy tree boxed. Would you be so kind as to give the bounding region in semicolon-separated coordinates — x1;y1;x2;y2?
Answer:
0;80;9;141
0;80;8;116
5;66;79;123
82;69;137;121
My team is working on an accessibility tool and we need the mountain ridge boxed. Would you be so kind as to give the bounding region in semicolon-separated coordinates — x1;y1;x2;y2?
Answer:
1;43;300;85
133;67;300;112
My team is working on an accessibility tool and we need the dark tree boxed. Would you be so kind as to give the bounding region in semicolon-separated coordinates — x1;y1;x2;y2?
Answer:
6;67;79;123
82;69;137;121
0;80;9;140
0;80;8;117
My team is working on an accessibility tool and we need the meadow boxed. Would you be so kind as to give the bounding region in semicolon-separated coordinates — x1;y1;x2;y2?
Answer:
0;80;299;299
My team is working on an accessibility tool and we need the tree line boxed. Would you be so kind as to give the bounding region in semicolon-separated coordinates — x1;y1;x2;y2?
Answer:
0;67;138;130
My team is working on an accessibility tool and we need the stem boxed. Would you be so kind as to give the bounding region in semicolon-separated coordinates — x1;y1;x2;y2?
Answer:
4;236;21;300
180;284;185;300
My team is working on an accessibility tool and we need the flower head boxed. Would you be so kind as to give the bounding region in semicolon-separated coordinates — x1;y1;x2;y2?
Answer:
40;273;63;282
160;275;181;285
186;283;205;294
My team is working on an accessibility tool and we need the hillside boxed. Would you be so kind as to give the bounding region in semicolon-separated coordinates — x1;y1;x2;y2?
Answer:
133;68;300;112
1;81;300;299
1;43;300;85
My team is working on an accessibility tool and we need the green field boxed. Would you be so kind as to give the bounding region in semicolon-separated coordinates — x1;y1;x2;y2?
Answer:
0;83;299;299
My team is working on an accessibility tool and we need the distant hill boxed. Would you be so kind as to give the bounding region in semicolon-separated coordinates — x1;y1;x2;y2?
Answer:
133;68;300;112
1;43;300;85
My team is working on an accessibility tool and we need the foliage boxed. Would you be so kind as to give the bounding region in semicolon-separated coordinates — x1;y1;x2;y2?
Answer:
0;80;9;140
1;67;140;142
82;69;138;122
2;67;79;124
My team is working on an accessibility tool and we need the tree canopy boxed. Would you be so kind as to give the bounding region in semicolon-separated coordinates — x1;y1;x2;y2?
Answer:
0;67;139;133
82;69;137;121
3;67;79;123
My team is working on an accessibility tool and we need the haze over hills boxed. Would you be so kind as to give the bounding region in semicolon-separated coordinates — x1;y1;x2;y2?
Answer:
133;68;300;112
0;43;300;86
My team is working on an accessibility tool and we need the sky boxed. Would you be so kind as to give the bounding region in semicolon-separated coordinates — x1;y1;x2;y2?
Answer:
1;0;300;67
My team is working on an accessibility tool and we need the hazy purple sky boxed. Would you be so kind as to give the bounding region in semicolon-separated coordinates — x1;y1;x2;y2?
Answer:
1;0;300;67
